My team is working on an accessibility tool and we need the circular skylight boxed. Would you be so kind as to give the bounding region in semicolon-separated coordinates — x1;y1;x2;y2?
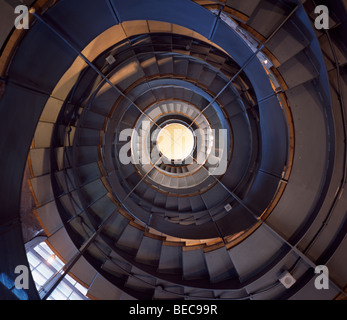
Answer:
157;123;195;161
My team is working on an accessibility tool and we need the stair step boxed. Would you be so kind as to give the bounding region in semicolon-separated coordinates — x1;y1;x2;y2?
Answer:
153;281;184;300
29;174;54;206
102;213;130;240
278;49;319;88
194;212;211;225
125;273;155;295
90;86;121;116
35;200;62;235
182;248;209;280
29;148;50;177
76;127;101;146
89;194;117;224
201;184;230;209
108;58;145;91
139;53;160;77
156;54;173;74
173;57;189;77
68;211;94;244
184;287;215;299
86;273;123;300
76;162;101;185
178;197;191;212
225;0;261;17
166;196;179;211
189;195;206;212
74;146;99;166
140;187;157;204
80;110;106;131
228;225;284;282
58;191;83;217
265;18;310;65
34;122;54;148
154;192;166;208
116;224;145;255
81;179;108;204
208;74;229;95
158;245;183;274
187;60;204;80
204;246;237;283
247;0;294;38
135;236;163;266
101;256;132;280
179;214;196;226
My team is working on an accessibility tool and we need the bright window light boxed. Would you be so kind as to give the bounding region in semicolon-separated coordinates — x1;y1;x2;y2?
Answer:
26;239;90;300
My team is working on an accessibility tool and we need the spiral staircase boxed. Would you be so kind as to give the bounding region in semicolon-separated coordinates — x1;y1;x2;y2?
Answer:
0;0;346;300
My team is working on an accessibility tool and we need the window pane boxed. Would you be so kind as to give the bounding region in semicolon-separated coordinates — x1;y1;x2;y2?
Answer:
69;292;83;300
40;242;54;255
31;269;47;288
47;257;64;271
50;260;63;271
27;240;90;300
36;263;54;279
34;246;50;260
65;274;76;286
57;281;73;297
75;282;88;296
49;288;67;300
27;252;40;269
